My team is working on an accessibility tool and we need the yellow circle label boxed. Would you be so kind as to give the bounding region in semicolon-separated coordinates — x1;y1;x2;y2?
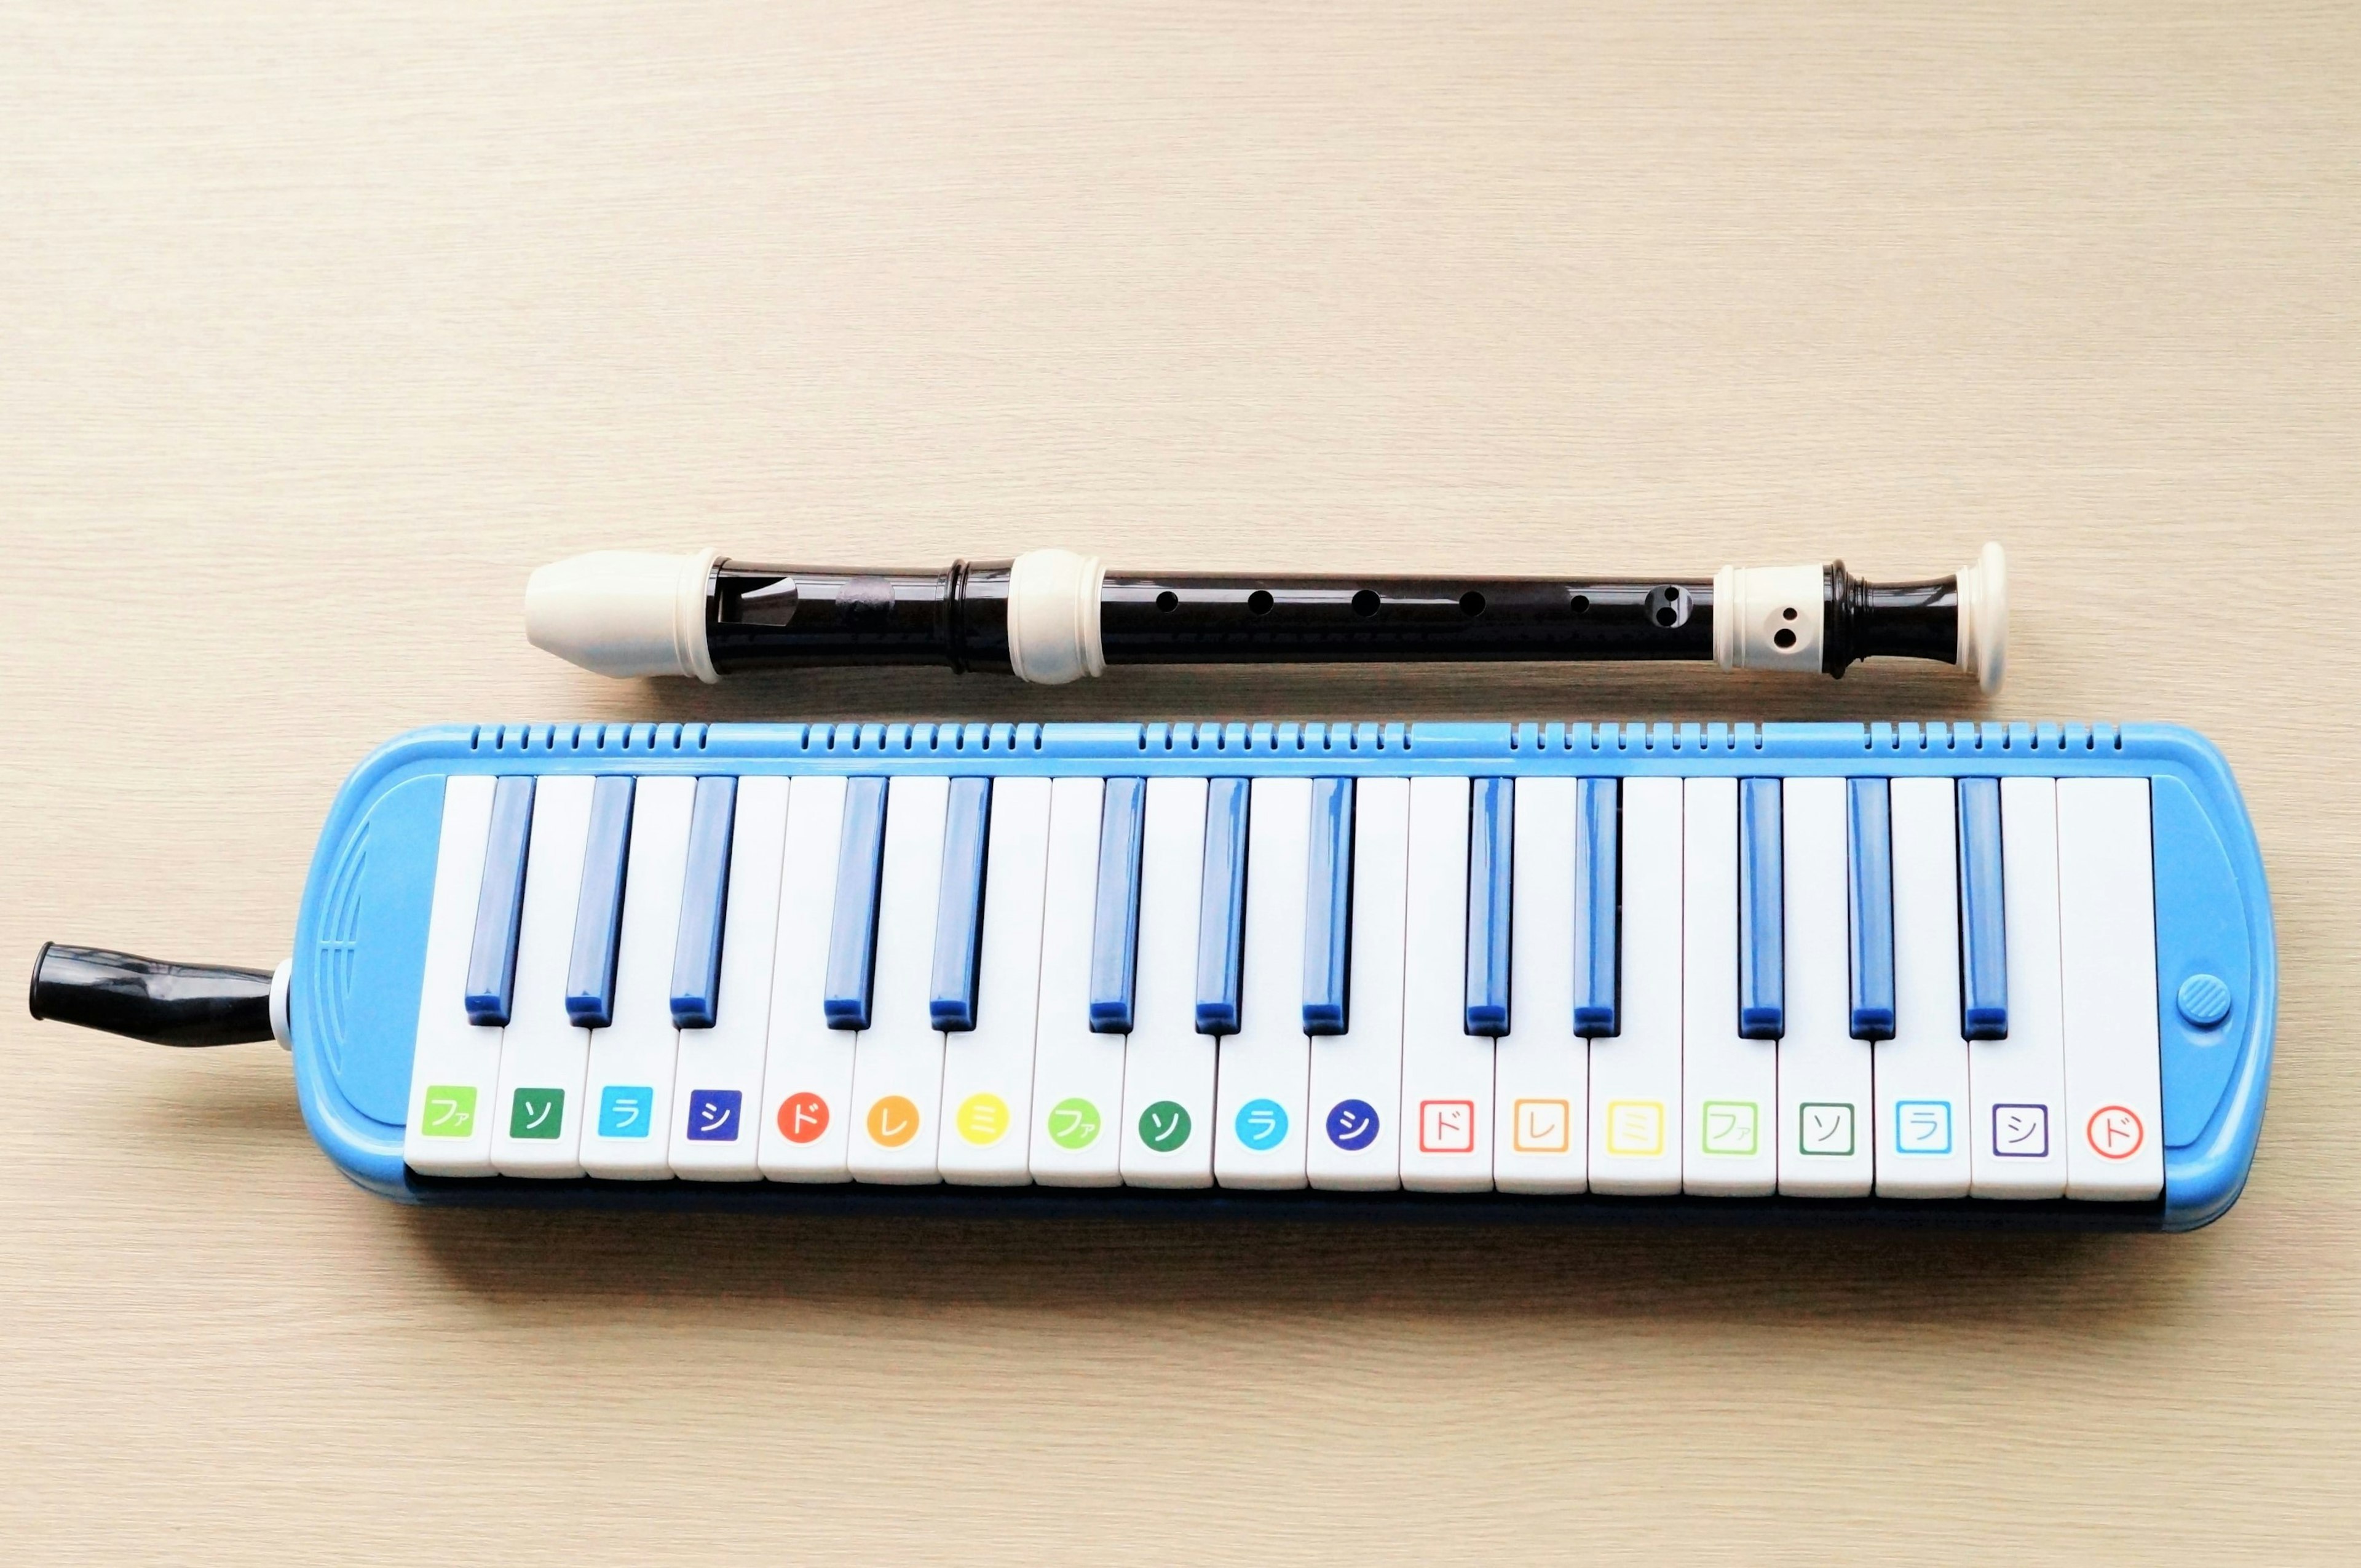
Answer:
865;1094;922;1148
955;1093;1011;1146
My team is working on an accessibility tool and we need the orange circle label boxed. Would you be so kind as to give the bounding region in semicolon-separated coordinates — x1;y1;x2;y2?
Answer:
777;1091;831;1144
866;1094;922;1148
2086;1105;2144;1160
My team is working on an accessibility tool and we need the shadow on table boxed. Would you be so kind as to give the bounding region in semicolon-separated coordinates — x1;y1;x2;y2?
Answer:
572;653;2002;733
395;1192;2186;1332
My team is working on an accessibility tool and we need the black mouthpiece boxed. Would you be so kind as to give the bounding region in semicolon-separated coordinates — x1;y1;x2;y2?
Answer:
29;943;276;1047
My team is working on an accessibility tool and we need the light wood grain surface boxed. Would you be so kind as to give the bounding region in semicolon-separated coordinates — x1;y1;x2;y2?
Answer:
5;3;2358;1562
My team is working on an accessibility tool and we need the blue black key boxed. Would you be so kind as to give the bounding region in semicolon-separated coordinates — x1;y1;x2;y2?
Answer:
1195;778;1249;1035
668;775;737;1029
1301;778;1354;1035
1956;777;2009;1040
1464;777;1512;1037
928;777;992;1032
823;777;890;1030
1088;777;1147;1033
564;775;636;1028
1846;778;1896;1041
462;775;534;1026
1738;777;1784;1040
1572;777;1619;1037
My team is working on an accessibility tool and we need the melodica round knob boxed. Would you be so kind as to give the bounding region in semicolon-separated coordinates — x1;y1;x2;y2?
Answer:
526;542;2007;692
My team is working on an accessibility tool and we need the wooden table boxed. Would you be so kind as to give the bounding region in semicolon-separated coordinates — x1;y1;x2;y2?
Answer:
6;4;2355;1560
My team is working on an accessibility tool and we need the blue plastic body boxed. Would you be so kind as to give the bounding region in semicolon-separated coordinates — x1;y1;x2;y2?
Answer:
285;718;2274;1230
1956;777;2010;1040
1737;776;1785;1040
1087;777;1145;1034
1463;777;1513;1037
667;775;736;1029
563;776;634;1028
821;776;887;1031
461;775;533;1026
1846;777;1896;1042
1571;777;1619;1038
2149;769;2272;1224
928;777;992;1032
1301;777;1354;1035
1194;777;1249;1035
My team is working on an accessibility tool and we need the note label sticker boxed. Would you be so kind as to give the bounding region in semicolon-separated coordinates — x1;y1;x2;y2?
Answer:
1139;1100;1192;1153
956;1093;1011;1146
1331;1100;1378;1152
2087;1105;2145;1160
686;1088;743;1142
1700;1101;1758;1157
1894;1100;1952;1155
1604;1100;1664;1158
1046;1098;1102;1150
420;1085;477;1138
1993;1103;2050;1158
598;1085;654;1139
509;1088;565;1141
866;1095;922;1149
1512;1098;1571;1154
776;1091;830;1144
1234;1098;1289;1151
1418;1099;1476;1155
1798;1103;1855;1157
1325;1099;1380;1151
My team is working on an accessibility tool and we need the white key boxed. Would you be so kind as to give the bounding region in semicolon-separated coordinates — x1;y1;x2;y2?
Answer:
1120;777;1214;1186
667;776;788;1179
1399;775;1490;1192
404;775;503;1177
757;774;855;1181
1029;778;1125;1185
581;775;695;1179
848;775;951;1183
2058;778;2164;1201
1307;777;1409;1191
1493;776;1586;1194
939;777;1053;1185
1214;777;1312;1189
1970;777;2068;1197
1778;776;1870;1197
1588;775;1682;1195
1682;776;1774;1196
491;774;595;1177
1875;777;1971;1197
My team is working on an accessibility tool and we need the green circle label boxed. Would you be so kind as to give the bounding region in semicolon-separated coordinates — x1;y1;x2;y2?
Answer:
1045;1097;1102;1150
1138;1099;1192;1152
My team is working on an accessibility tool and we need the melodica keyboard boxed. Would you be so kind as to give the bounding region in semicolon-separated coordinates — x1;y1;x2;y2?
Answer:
263;720;2271;1227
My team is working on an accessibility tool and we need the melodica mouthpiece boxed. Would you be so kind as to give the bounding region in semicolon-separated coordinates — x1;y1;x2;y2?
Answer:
30;943;291;1048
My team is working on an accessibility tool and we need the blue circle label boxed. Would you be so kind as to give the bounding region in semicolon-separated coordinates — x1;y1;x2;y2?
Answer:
1234;1098;1289;1150
1325;1098;1381;1151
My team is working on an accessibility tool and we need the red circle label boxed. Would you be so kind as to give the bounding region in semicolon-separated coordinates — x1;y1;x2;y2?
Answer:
777;1091;831;1144
2086;1105;2144;1160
